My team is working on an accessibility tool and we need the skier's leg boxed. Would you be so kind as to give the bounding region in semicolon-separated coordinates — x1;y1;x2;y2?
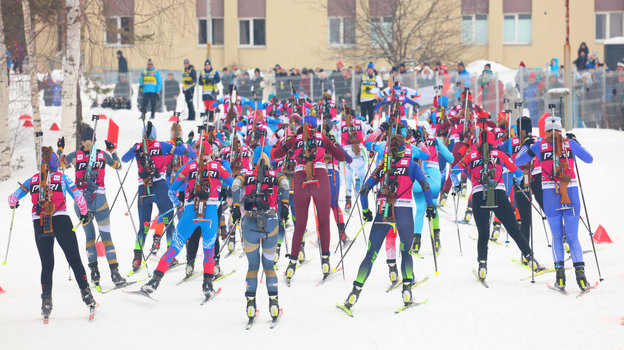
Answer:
201;204;219;275
312;171;332;254
261;216;279;295
33;220;55;297
93;195;117;265
136;185;153;250
156;206;197;274
53;216;89;290
354;217;388;285
563;188;583;264
153;180;175;246
514;187;532;242
396;207;415;283
344;161;355;198
74;203;98;264
472;192;492;261
185;227;201;262
290;173;310;259
242;216;261;296
492;190;532;257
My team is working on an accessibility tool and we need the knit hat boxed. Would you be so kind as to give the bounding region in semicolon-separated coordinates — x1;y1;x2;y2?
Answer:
516;116;533;134
519;61;526;67
545;116;562;131
116;50;122;55
204;59;211;66
41;146;59;172
367;62;374;70
143;121;157;139
184;58;190;64
80;125;95;142
147;58;153;66
304;115;317;128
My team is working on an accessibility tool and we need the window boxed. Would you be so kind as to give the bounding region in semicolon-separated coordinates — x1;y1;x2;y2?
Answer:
105;16;134;46
198;18;224;46
329;17;355;47
370;16;393;48
595;12;624;41
239;18;265;47
503;14;531;44
461;14;488;45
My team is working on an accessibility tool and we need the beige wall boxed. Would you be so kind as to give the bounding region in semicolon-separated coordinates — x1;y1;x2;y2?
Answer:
34;0;603;74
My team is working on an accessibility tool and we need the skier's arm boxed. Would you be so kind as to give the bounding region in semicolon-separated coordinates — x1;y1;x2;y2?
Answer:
8;178;32;206
271;136;296;159
323;134;347;161
122;144;138;162
411;144;430;161
409;160;433;206
62;174;88;215
360;175;379;210
569;139;593;164
450;153;470;188
230;175;244;207
436;137;454;163
218;165;234;187
515;143;540;166
277;173;290;204
103;151;121;170
59;150;77;167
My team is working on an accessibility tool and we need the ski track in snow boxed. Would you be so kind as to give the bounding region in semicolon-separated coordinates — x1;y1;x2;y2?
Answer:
1;105;623;349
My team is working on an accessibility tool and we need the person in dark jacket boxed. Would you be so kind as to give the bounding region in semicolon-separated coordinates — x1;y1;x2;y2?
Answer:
117;50;128;80
164;73;180;112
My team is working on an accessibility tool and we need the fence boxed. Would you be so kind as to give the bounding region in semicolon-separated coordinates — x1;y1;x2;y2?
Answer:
81;64;624;130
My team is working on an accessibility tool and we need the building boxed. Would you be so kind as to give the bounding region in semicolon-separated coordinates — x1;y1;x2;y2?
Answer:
34;0;623;73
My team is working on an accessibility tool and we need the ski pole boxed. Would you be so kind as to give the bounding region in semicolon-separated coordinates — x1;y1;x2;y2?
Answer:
217;219;239;257
574;161;603;282
109;158;134;213
513;181;552;248
426;216;439;275
95;169;140;245
332;218;369;271
2;207;16;265
451;191;463;256
329;162;346;280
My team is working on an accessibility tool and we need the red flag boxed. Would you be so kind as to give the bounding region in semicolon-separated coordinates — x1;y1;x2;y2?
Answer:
23;120;34;127
168;115;179;122
0;285;5;294
49;122;60;131
107;119;119;148
98;114;108;120
592;224;613;244
19;114;32;120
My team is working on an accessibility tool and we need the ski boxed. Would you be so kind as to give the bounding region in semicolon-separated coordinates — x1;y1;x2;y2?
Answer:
411;276;430;289
123;290;159;302
101;279;147;294
93;283;102;293
200;287;222;305
88;304;97;321
576;281;599;298
546;283;568;296
386;276;429;293
385;280;401;293
225;248;241;258
394;299;428;314
127;264;146;277
472;269;489;288
520;266;572;281
336;303;354;317
412;252;425;260
245;310;260;330
214;269;237;283
511;258;545;272
316;267;343;287
296;257;315;269
269;309;283;329
469;233;502;245
176;272;203;286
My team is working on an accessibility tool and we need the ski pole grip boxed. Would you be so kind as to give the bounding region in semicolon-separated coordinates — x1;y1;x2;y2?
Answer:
92;114;99;121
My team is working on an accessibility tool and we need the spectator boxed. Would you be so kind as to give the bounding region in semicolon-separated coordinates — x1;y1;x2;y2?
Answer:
548;58;559;75
251;67;263;95
579;71;602;127
231;63;242;77
453;61;471;103
237;71;252;98
198;59;220;112
574;42;589;71
359;62;382;123
586;51;600;69
13;40;24;74
221;67;234;94
523;72;540;123
608;71;624;130
262;66;275;101
299;68;311;96
139;58;162;119
164;72;180;112
418;63;435;87
117;50;128;79
314;70;331;98
182;59;197;120
477;64;494;112
114;75;132;99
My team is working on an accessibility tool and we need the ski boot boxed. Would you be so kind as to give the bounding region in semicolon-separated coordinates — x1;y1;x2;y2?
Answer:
344;284;362;309
170;258;179;268
80;287;97;308
202;274;216;297
555;263;566;289
345;196;352;211
520;254;529;266
246;295;257;319
490;222;501;242
298;242;306;263
110;263;126;287
132;249;142;272
284;257;297;285
574;264;589;291
274;244;281;264
41;295;52;320
439;193;448;207
338;223;349;244
269;295;280;321
433;229;441;253
185;259;195;277
321;254;331;278
526;254;544;272
214;261;222;278
477;260;487;281
387;259;398;284
141;271;163;294
460;182;467;198
462;208;472;223
151;234;162;255
411;234;421;255
401;281;413;305
88;262;101;289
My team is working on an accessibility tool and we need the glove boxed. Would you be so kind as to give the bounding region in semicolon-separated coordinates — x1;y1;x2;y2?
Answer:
8;193;19;208
411;129;423;143
426;205;437;219
219;188;228;202
188;130;195;140
453;184;462;195
280;203;290;222
362;208;373;222
105;140;115;152
359;184;372;197
566;133;579;144
231;205;241;223
80;212;93;226
523;136;535;146
379;121;389;133
57;137;65;151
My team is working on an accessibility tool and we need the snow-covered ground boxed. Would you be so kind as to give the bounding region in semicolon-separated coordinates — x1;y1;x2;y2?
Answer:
0;104;623;349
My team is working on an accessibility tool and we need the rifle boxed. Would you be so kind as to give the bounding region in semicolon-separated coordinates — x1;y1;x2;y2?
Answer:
138;110;156;197
82;114;100;212
345;108;361;156
167;112;182;184
479;118;497;209
380;77;399;223
226;85;238;126
244;136;270;232
462;88;472;141
193;113;210;219
301;110;317;185
548;109;572;206
39;142;56;234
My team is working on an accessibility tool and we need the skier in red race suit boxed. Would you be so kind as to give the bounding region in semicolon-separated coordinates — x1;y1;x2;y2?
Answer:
272;115;350;283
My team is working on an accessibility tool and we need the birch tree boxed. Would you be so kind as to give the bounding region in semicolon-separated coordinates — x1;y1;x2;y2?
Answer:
0;4;10;179
22;0;43;163
61;0;81;150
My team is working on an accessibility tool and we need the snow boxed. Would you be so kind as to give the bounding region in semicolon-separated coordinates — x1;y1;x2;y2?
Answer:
1;104;623;349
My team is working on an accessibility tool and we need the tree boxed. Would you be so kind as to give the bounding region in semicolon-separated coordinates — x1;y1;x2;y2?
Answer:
0;3;10;179
325;0;461;67
60;0;81;150
21;0;42;164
